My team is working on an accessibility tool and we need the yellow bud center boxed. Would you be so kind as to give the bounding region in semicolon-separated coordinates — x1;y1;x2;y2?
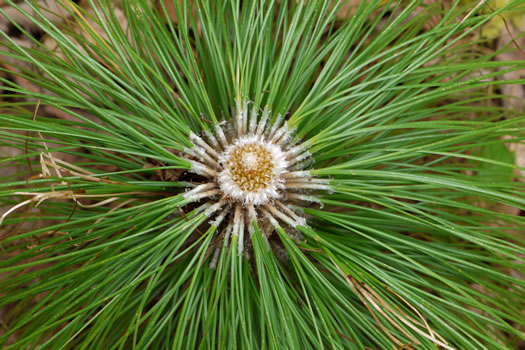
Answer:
226;143;274;191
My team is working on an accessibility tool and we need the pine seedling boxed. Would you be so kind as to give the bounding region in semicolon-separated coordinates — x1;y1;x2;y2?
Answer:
0;0;524;349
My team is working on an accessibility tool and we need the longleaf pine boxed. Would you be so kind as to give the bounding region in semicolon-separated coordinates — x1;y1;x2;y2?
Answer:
0;0;524;349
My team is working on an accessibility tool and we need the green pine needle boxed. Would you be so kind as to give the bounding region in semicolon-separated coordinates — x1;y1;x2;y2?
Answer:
1;0;524;349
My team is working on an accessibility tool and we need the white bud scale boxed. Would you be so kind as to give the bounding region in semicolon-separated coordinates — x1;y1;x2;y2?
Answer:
181;100;329;259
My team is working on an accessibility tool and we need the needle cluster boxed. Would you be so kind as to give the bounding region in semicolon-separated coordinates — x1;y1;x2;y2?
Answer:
182;100;330;257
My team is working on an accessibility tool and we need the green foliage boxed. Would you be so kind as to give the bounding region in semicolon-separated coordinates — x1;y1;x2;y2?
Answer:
478;142;515;182
0;0;524;349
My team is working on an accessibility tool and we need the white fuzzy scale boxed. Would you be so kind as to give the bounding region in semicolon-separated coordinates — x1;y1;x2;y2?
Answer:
181;100;329;259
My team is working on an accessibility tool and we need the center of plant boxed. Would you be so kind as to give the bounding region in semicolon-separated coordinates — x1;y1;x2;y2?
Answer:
226;142;274;190
218;135;287;205
181;100;330;257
